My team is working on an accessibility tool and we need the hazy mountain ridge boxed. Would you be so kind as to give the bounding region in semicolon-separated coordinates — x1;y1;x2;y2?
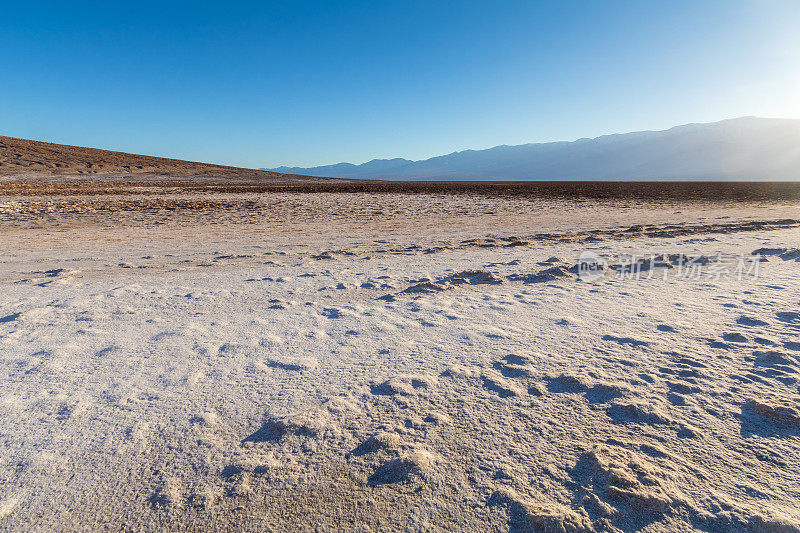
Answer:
267;117;800;180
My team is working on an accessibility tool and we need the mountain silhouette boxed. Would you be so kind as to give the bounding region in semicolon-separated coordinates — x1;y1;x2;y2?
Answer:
267;117;800;180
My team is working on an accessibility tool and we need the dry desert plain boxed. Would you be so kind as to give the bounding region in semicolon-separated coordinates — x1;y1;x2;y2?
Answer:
0;178;799;531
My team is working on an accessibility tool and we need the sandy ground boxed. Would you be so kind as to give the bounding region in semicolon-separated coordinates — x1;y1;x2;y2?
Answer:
1;188;799;532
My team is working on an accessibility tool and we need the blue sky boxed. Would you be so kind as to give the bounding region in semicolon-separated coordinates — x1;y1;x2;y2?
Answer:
1;1;799;168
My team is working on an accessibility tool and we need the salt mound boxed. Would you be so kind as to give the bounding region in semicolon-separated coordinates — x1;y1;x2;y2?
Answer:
441;365;482;379
481;371;524;397
606;401;673;426
368;449;435;485
265;356;318;371
743;399;800;428
584;382;629;403
489;487;593;533
150;478;184;510
371;375;435;396
547;373;589;393
352;432;403;455
502;352;540;366
245;398;356;442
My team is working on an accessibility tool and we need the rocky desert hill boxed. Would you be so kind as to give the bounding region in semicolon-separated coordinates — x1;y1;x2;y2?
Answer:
0;135;314;181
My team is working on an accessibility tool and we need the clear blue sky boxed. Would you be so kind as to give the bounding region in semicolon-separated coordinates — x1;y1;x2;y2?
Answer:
2;1;799;168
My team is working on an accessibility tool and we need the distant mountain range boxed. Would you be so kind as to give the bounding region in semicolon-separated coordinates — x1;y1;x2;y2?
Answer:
266;117;800;180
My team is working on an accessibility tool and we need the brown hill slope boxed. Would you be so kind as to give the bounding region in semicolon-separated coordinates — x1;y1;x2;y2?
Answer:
0;135;317;181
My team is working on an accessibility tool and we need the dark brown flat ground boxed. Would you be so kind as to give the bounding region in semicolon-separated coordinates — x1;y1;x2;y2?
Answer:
2;178;800;201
